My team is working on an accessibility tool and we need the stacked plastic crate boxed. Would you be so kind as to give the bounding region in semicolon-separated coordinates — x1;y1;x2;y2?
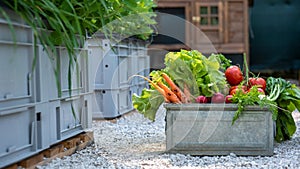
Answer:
130;39;150;98
0;9;93;168
35;46;92;146
0;15;39;168
88;35;149;119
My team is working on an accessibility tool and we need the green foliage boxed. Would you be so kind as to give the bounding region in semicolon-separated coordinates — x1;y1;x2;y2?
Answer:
132;88;164;121
214;53;232;71
0;0;156;97
132;50;228;121
270;79;300;142
164;50;228;97
232;76;300;142
0;0;156;120
231;86;278;125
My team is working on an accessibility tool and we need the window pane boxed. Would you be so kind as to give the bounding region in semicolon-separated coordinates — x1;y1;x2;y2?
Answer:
200;7;208;15
211;17;218;25
211;6;218;14
200;17;208;25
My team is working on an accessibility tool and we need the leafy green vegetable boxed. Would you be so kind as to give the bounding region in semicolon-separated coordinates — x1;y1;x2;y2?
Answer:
132;49;228;121
132;88;164;121
214;53;232;70
275;110;296;142
163;56;199;97
164;50;227;97
265;77;300;142
230;86;278;125
266;77;292;101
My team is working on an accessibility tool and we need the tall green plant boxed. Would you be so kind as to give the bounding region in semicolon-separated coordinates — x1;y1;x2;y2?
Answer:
0;0;157;97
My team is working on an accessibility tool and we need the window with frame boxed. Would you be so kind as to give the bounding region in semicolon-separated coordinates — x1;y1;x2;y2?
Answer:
199;5;219;26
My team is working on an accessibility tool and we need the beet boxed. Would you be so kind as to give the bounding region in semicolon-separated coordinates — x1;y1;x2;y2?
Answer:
211;93;225;103
195;95;208;103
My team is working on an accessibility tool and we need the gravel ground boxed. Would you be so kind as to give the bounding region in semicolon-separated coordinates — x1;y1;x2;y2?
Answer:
37;106;300;169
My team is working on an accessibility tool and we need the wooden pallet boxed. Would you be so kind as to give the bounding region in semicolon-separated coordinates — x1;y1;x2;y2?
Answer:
4;131;94;169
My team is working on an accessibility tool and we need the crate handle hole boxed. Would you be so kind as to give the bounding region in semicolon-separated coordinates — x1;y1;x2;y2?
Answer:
36;112;41;121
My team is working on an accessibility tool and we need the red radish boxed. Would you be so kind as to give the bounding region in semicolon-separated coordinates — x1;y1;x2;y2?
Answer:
247;86;265;95
195;95;208;103
229;85;247;95
225;66;244;86
211;93;225;103
225;95;233;103
257;88;265;95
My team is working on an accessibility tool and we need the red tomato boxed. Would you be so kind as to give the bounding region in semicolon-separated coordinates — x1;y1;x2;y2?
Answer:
248;77;266;91
225;66;244;86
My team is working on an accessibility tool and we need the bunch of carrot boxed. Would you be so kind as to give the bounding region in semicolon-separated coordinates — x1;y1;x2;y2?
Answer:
136;73;191;104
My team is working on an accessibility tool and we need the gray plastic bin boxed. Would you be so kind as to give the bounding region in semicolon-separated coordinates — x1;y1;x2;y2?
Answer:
36;45;88;101
93;87;134;119
59;96;84;139
129;41;149;85
81;93;93;129
35;101;61;149
59;48;87;98
35;46;59;101
0;18;36;109
0;104;38;168
91;38;136;89
0;43;35;109
0;20;32;43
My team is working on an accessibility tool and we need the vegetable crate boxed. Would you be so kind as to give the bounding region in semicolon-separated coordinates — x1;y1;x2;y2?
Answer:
92;38;134;90
89;35;150;119
165;104;274;156
0;9;93;168
35;100;61;149
35;93;93;154
58;48;89;98
36;45;89;101
35;94;92;148
0;18;36;109
92;87;134;119
130;40;150;85
0;104;38;168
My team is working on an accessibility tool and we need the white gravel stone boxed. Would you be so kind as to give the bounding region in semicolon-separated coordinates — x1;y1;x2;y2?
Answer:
37;107;300;169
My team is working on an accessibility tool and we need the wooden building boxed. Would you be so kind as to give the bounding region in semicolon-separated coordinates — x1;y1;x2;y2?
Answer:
149;0;249;69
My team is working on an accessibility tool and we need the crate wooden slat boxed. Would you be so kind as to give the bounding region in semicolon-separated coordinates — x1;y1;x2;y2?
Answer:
5;131;94;169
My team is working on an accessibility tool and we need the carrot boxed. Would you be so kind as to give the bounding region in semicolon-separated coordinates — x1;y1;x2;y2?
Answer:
157;82;181;103
131;75;170;102
161;73;188;103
